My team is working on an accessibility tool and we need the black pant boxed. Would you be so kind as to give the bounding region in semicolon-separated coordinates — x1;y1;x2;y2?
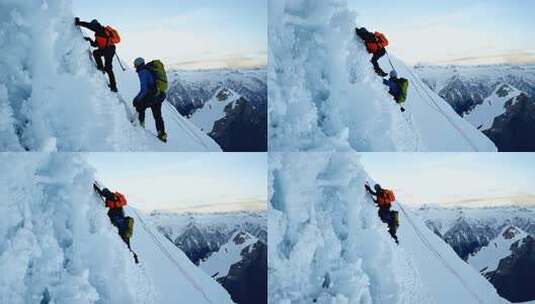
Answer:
371;48;387;76
93;46;117;90
378;206;398;242
136;94;166;134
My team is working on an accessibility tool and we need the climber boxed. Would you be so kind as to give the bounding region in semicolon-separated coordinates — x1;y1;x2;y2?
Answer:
93;183;139;263
75;18;120;92
364;183;400;244
383;70;409;112
133;57;168;143
355;27;389;77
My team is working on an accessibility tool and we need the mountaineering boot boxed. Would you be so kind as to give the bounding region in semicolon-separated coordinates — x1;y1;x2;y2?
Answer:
157;131;167;143
139;119;145;129
109;84;118;92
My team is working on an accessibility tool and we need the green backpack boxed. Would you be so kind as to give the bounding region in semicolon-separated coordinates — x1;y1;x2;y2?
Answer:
395;78;409;104
390;210;400;228
121;216;135;240
146;60;168;95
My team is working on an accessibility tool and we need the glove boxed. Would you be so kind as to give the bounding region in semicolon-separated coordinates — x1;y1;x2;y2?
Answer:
364;184;371;192
74;17;80;26
400;107;406;113
83;37;91;42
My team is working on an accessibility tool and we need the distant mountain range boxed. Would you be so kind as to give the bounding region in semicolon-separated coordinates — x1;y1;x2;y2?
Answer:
150;211;267;304
415;205;535;302
166;68;267;151
415;64;535;151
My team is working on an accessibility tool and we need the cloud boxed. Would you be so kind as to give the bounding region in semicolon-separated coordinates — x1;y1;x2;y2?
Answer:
432;50;535;65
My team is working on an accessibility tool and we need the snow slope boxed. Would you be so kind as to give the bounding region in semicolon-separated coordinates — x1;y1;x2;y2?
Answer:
269;152;505;303
0;0;219;151
468;226;529;275
198;231;258;279
268;0;496;151
126;207;234;304
0;153;233;304
189;88;242;133
464;84;523;130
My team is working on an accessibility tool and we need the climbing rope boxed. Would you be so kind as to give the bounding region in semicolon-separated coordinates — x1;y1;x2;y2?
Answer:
130;208;215;304
396;203;485;304
385;53;479;151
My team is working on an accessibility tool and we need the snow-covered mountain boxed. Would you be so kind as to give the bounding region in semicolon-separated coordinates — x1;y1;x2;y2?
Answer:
199;231;258;280
0;153;234;303
468;226;528;275
415;64;535;116
484;234;535;303
415;205;535;260
268;0;496;151
189;88;267;151
269;152;506;303
468;226;535;303
167;68;267;116
0;0;220;151
150;211;266;265
150;211;267;304
464;84;523;130
415;64;535;151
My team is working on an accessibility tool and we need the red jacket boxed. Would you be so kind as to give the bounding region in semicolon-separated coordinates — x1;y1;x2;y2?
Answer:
105;192;127;209
366;32;389;54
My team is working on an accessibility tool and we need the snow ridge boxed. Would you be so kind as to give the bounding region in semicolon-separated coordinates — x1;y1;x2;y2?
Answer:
268;0;495;151
0;0;219;151
269;152;505;303
468;226;529;275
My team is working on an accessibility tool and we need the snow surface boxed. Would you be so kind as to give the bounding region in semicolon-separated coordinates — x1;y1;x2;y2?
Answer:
464;84;523;130
268;0;496;151
0;153;233;303
0;0;219;151
199;231;258;279
189;88;242;133
269;152;506;303
468;226;529;275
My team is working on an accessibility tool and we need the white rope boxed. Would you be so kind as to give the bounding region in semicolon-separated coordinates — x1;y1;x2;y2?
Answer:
399;63;479;152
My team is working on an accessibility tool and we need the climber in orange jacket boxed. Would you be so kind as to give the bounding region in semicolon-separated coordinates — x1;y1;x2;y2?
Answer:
355;27;389;77
365;183;399;243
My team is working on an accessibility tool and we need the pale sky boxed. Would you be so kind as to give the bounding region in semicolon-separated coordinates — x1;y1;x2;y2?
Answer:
360;153;535;207
73;0;267;69
86;153;267;213
351;0;535;65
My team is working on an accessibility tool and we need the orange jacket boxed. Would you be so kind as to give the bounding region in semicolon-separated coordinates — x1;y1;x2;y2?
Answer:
105;192;127;209
94;26;120;48
377;189;395;207
366;32;389;54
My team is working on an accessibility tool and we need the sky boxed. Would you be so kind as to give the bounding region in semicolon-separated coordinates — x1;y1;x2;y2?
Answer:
360;153;535;207
351;0;535;65
72;0;266;69
86;153;267;213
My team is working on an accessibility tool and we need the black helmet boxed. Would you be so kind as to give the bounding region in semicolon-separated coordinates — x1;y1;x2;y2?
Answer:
102;188;113;199
374;184;382;191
